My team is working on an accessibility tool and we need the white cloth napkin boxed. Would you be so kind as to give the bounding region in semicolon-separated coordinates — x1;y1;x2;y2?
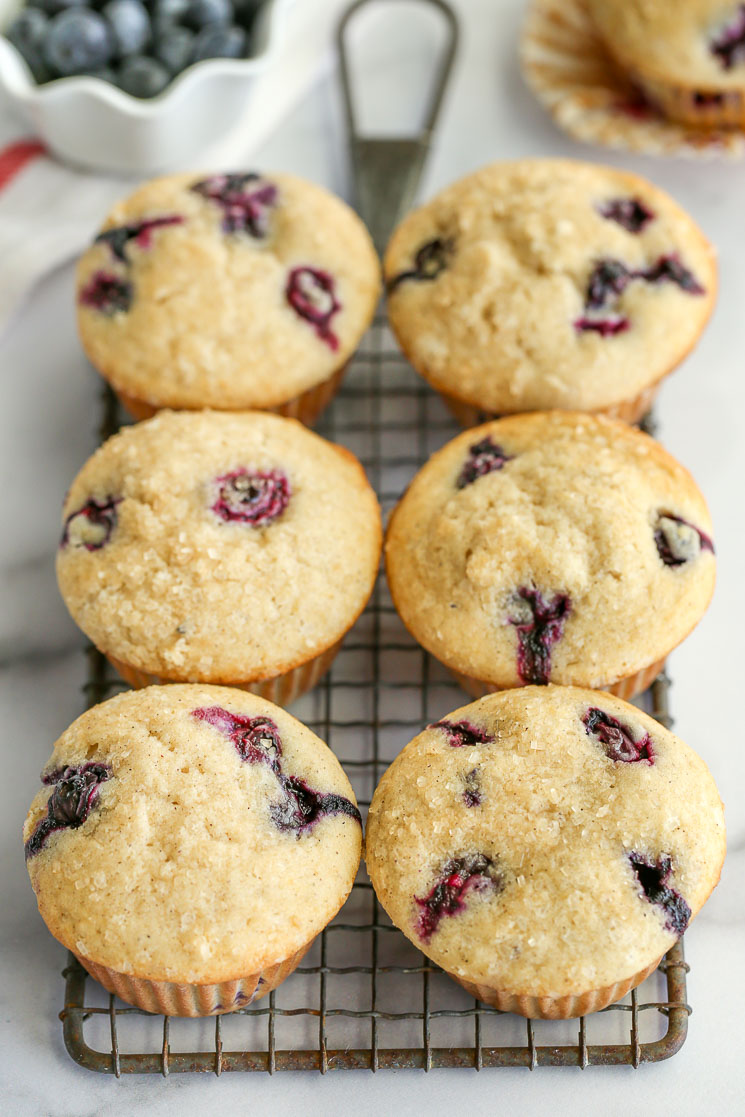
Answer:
0;0;349;333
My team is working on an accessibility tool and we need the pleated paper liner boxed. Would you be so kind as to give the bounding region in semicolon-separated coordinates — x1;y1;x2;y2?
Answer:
451;656;667;703
521;0;745;160
106;639;343;707
75;940;314;1017
113;363;349;427
449;953;664;1020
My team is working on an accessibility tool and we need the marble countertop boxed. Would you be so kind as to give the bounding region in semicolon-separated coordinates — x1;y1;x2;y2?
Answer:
1;0;743;1112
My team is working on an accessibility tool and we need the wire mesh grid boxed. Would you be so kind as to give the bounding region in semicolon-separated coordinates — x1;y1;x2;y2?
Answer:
60;314;691;1073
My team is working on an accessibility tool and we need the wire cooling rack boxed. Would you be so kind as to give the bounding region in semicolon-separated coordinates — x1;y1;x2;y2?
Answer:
59;315;691;1073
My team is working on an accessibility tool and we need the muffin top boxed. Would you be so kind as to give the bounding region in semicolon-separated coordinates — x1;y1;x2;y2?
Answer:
366;686;725;996
76;171;381;411
385;411;715;690
56;410;381;683
588;0;745;90
24;685;362;983
384;159;715;414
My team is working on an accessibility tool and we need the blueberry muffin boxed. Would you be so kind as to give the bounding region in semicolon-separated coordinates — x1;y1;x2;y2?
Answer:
385;411;715;698
588;0;745;129
366;686;725;1018
24;685;362;1015
56;410;382;703
384;159;716;425
76;171;381;424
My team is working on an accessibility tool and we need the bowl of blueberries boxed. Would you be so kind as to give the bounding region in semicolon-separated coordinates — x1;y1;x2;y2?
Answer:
0;0;288;172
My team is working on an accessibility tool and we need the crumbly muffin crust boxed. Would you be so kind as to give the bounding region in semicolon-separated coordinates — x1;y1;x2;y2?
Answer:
24;685;362;983
365;686;725;996
76;171;381;412
384;159;715;414
588;0;745;90
56;410;381;682
385;412;715;691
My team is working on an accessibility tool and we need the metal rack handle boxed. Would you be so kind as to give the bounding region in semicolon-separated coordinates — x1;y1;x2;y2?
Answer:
337;0;459;252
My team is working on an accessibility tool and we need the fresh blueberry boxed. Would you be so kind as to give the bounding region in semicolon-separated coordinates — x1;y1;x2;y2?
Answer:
43;9;114;76
232;0;264;30
191;23;245;61
80;64;118;81
117;52;170;95
5;9;52;81
183;0;231;31
27;0;87;14
154;26;195;73
102;0;151;57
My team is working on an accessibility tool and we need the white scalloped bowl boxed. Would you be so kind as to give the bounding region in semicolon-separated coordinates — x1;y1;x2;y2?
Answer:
0;0;290;173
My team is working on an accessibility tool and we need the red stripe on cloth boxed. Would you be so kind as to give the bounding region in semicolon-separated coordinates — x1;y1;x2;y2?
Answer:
0;140;46;191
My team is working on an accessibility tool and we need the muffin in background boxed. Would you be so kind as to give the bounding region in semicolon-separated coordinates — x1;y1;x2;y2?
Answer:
385;411;715;698
56;409;382;703
24;685;363;1015
587;0;745;130
384;158;716;425
76;171;381;424
366;686;725;1018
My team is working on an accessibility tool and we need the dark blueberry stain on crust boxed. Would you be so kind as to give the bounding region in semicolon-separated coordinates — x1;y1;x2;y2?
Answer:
387;237;454;292
456;437;513;489
574;254;705;335
211;469;290;527
654;512;714;567
508;587;571;686
711;5;745;70
597;198;655;233
79;271;133;315
415;854;502;942
285;266;341;351
192;707;361;835
462;768;482;808
429;720;494;748
95;216;185;263
25;763;111;859
191;173;278;237
583;707;654;764
628;853;691;935
60;497;122;551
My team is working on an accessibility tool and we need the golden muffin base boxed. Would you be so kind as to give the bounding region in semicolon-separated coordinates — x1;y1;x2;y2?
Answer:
77;940;314;1017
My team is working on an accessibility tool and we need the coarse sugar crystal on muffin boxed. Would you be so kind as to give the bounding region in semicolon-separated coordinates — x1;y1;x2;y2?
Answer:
384;159;716;424
76;171;381;423
385;411;715;698
56;410;382;702
587;0;745;129
365;686;725;1018
24;685;363;1015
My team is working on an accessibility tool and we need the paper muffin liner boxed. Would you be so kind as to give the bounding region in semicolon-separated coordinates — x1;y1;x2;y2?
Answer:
112;363;348;428
450;656;667;703
106;638;343;706
624;68;745;131
521;0;745;159
74;940;314;1017
448;953;664;1020
439;381;660;429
